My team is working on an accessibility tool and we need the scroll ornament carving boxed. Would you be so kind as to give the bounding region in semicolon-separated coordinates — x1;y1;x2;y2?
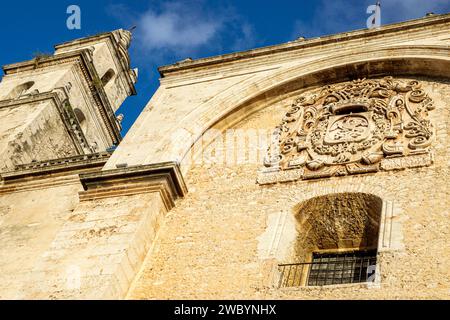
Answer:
259;77;435;184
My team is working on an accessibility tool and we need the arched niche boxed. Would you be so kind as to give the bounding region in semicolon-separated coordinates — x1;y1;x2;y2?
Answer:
293;193;383;262
74;108;87;133
101;69;115;86
277;193;383;287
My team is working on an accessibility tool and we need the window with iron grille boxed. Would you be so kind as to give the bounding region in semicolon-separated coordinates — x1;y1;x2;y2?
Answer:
278;250;377;288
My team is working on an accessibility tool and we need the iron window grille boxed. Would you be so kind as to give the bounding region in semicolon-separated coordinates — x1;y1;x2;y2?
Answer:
278;250;377;287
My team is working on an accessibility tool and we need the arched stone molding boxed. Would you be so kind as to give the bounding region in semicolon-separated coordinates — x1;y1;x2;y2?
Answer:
173;48;449;162
258;179;405;263
292;193;383;258
257;181;406;288
104;46;450;172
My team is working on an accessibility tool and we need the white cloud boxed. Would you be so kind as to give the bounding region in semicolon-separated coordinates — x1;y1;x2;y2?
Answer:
230;22;257;52
109;1;257;62
382;0;450;20
136;1;221;54
291;0;449;40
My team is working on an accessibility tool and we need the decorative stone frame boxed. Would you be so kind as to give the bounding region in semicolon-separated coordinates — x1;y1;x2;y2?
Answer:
258;182;405;289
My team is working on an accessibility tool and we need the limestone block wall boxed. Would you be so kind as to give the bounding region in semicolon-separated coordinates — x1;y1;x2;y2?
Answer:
129;78;449;299
20;192;168;299
0;175;82;299
0;166;173;299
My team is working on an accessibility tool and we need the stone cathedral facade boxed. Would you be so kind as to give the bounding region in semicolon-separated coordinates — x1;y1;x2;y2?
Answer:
0;14;449;299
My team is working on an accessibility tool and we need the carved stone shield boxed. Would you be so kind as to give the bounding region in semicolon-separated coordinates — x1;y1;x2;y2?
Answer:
259;77;435;184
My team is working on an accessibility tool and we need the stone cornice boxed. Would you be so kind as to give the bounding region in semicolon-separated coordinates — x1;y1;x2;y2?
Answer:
0;152;111;183
54;31;116;49
3;50;88;75
158;13;450;77
0;175;83;195
2;50;123;145
78;162;187;210
0;91;58;109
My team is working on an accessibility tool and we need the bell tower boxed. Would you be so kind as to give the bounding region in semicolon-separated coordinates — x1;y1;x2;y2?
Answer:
0;29;137;171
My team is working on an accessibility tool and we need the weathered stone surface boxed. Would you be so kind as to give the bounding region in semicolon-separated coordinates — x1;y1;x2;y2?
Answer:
129;76;449;299
104;14;450;171
0;15;449;300
0;29;137;172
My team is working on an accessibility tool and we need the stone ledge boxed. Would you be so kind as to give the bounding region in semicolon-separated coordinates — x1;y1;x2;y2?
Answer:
0;152;111;183
78;162;188;210
0;91;58;110
276;282;378;292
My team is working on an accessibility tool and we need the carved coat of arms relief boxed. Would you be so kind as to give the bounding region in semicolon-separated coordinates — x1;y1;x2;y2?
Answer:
258;77;435;185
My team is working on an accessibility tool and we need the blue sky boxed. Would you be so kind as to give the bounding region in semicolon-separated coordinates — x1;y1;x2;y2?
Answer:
1;0;449;136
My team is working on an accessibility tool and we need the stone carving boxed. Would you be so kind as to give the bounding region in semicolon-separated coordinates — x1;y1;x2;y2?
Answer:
114;29;132;68
256;168;303;185
5;152;111;173
259;77;435;184
380;152;433;171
